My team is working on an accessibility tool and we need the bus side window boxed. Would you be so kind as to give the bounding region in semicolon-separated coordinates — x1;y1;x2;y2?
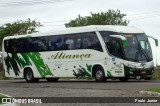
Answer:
49;35;64;51
64;34;81;50
112;40;123;58
4;40;10;52
56;37;64;50
17;38;25;53
65;39;74;50
32;37;47;52
20;38;33;52
7;38;22;53
82;32;103;52
76;38;81;49
10;39;18;53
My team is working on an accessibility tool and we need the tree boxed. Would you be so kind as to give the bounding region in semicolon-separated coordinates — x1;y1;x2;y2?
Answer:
0;18;42;47
65;9;129;27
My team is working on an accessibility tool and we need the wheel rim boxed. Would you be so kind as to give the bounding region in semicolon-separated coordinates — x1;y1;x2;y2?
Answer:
96;70;103;80
26;71;33;81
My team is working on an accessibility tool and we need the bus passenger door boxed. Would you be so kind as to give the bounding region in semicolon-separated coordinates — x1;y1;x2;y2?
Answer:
109;38;125;77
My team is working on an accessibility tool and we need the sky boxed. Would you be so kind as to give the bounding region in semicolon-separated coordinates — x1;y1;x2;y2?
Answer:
0;0;160;65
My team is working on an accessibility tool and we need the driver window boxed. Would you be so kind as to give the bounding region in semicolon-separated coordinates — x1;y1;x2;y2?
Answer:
112;40;123;58
104;36;123;58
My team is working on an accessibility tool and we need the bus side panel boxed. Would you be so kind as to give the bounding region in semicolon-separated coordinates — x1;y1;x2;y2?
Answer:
2;52;46;78
41;50;84;78
81;49;112;78
3;53;24;78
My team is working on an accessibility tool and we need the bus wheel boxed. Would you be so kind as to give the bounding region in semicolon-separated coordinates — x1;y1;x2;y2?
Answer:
119;77;128;82
93;66;106;82
47;78;59;82
24;68;39;83
34;78;40;82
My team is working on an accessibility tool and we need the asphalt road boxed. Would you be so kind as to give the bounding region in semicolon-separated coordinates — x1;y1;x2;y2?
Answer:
0;79;160;106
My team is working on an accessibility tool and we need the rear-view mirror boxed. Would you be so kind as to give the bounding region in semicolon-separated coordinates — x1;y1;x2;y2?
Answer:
147;35;158;47
155;39;158;47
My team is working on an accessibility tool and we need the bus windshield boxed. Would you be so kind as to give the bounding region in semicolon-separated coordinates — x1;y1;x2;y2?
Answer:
100;31;153;62
124;34;153;62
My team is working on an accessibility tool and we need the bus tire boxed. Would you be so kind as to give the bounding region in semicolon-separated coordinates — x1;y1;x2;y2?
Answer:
47;78;59;82
24;68;39;83
145;77;151;80
34;78;40;82
119;77;128;82
93;66;106;82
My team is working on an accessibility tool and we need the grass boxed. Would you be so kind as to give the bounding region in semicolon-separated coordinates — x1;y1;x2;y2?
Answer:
0;94;7;97
145;88;160;93
152;67;160;80
0;93;8;104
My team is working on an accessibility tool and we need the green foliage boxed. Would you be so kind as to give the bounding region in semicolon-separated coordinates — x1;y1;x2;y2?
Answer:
0;93;8;104
0;93;7;97
0;63;4;80
65;9;129;27
152;67;160;80
0;18;42;47
145;88;160;93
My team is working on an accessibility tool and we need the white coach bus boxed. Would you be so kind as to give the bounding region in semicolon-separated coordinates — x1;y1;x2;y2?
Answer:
2;25;158;82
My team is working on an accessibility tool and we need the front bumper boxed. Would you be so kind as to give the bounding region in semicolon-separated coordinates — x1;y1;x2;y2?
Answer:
124;66;154;77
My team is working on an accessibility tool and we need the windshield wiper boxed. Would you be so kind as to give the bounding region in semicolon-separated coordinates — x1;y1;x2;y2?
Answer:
135;45;150;62
140;47;150;61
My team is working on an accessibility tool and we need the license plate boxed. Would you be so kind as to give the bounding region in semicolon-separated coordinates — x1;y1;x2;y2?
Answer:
141;71;146;74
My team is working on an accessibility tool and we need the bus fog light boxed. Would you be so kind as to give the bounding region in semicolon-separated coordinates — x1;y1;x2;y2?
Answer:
136;76;141;80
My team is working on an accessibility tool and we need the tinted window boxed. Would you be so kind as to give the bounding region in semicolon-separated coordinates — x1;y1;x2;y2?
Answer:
4;40;10;52
17;38;26;52
4;39;19;53
64;34;81;50
101;31;124;58
101;33;114;55
23;38;33;52
32;37;48;51
82;32;103;52
4;32;102;53
111;39;123;58
4;36;64;53
48;35;64;51
124;35;138;61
